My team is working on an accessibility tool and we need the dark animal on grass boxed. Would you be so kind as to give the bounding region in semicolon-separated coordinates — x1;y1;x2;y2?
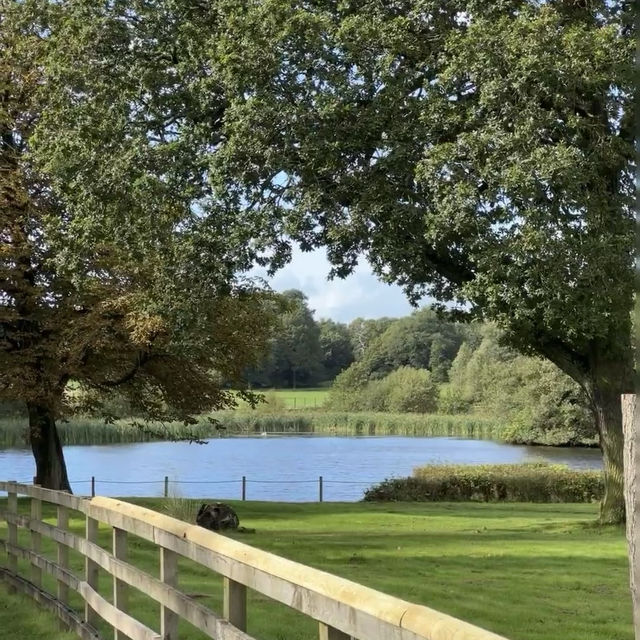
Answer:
196;502;240;530
196;503;256;533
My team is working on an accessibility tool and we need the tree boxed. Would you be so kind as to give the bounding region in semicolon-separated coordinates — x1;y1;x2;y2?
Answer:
213;0;634;523
441;326;596;446
348;317;396;360
273;290;323;388
318;319;354;380
247;290;323;388
362;308;463;379
1;1;277;489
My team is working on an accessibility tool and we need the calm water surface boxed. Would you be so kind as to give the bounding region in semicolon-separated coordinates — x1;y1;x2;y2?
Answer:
0;436;602;502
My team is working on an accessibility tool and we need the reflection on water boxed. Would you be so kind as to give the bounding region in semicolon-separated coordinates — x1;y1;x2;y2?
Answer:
0;436;602;502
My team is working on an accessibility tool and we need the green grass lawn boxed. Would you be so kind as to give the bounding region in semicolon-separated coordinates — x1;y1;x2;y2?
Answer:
0;500;631;640
251;388;329;409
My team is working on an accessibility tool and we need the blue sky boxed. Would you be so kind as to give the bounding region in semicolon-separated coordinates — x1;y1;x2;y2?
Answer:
253;246;420;323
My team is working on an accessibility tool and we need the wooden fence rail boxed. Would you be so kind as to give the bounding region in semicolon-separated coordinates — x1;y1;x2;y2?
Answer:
0;481;509;640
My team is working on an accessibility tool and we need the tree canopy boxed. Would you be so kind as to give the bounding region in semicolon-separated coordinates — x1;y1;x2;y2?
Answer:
1;0;278;489
212;0;634;522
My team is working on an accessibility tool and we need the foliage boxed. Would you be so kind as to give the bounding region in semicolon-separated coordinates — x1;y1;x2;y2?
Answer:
246;290;324;388
162;492;199;524
364;464;604;503
347;317;396;360
212;0;635;522
341;308;464;383
318;319;355;379
441;326;597;446
330;366;438;413
0;410;501;447
0;1;284;487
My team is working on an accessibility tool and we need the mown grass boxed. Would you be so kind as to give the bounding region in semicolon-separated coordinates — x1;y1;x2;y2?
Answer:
0;499;631;640
0;410;502;447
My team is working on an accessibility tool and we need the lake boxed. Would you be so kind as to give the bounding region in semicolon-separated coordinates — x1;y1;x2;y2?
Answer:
0;435;603;502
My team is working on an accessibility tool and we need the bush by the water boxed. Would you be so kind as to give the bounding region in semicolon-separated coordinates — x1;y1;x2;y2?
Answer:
329;366;438;413
363;463;603;503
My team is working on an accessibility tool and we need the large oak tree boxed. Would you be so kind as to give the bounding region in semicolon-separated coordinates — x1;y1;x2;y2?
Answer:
211;0;635;522
1;1;278;490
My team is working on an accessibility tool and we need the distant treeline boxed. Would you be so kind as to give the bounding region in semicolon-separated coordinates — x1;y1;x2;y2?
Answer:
0;290;597;449
244;289;463;389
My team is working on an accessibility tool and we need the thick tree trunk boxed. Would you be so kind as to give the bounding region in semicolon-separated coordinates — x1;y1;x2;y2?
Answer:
622;394;640;639
597;394;626;524
591;357;633;525
27;403;72;492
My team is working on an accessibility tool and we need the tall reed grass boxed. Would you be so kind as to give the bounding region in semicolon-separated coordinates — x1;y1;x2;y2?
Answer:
0;412;503;448
211;411;503;438
0;417;218;448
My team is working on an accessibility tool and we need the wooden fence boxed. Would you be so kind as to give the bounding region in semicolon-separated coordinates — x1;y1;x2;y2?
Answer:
0;481;509;640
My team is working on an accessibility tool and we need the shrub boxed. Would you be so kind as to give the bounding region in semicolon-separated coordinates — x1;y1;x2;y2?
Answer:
384;367;437;413
328;366;438;413
362;463;603;503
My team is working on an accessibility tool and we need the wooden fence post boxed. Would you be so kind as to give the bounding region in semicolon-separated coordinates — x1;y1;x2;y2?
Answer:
6;481;17;593
91;476;96;498
319;476;323;503
85;515;99;626
623;394;640;640
160;547;178;639
113;527;129;640
318;622;350;640
57;503;69;623
242;476;246;501
30;487;42;588
164;476;169;498
223;577;247;632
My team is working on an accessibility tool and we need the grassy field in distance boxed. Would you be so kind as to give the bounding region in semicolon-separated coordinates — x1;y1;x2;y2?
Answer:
0;499;630;640
245;387;330;409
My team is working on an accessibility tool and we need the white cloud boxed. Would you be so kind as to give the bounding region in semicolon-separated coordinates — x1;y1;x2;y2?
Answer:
252;246;426;323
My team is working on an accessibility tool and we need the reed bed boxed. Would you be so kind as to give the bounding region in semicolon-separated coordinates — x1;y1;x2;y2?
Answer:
0;412;503;448
214;411;503;438
0;417;217;448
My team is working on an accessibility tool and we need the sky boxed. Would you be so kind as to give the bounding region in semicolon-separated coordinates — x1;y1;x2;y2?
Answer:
252;246;422;323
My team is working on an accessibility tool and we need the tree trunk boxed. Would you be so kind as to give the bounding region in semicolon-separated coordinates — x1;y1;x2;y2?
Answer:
591;357;633;525
622;394;640;639
27;403;72;492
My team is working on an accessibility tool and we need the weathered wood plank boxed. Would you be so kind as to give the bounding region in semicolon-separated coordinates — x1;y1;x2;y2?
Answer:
6;481;17;594
0;567;100;640
160;547;178;640
0;486;510;640
114;527;130;640
85;515;99;627
0;482;87;511
623;394;640;640
31;493;42;587
58;505;70;606
223;578;247;632
79;580;162;640
0;539;80;590
0;512;254;640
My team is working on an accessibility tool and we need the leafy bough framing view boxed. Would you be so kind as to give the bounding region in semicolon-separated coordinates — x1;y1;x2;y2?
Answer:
1;1;634;527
